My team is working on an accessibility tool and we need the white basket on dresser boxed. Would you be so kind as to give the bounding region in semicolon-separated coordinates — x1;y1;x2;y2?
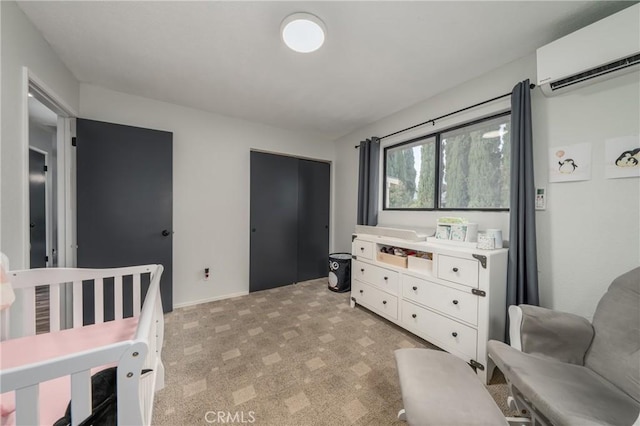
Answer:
350;231;508;384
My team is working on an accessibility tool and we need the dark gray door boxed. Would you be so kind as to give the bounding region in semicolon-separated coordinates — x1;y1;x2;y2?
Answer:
250;152;299;292
250;152;330;292
29;149;47;268
77;119;173;323
297;159;330;281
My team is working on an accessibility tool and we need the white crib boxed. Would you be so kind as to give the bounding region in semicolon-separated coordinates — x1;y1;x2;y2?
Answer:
0;264;165;426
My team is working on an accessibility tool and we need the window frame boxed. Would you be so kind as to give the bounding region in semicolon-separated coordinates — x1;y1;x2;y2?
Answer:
382;111;511;212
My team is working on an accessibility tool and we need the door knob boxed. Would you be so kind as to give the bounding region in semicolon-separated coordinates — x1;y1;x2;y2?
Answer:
162;230;171;237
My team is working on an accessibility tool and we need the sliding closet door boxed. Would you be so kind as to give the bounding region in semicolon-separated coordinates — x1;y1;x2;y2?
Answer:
250;151;299;292
297;159;330;282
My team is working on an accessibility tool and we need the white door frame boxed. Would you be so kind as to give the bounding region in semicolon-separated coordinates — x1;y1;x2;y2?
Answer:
22;68;78;329
22;67;77;269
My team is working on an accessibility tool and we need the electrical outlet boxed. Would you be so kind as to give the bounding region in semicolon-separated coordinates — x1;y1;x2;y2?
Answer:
204;267;210;281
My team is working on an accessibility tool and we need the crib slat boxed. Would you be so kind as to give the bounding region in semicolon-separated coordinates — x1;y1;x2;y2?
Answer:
22;286;36;337
114;275;123;320
133;274;141;316
49;283;61;332
94;278;104;324
16;385;39;425
73;280;83;328
71;370;92;426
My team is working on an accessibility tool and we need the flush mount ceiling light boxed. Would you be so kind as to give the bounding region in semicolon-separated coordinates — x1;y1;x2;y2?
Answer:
281;13;326;53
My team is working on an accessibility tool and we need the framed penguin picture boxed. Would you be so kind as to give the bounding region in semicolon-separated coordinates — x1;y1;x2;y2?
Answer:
605;136;640;179
549;143;592;183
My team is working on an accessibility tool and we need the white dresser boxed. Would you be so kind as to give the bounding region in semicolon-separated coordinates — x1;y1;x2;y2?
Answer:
351;232;508;384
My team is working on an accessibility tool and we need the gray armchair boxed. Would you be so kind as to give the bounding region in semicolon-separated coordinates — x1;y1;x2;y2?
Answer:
488;267;640;426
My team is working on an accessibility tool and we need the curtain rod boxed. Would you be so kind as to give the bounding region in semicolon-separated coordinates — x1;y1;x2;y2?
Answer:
354;83;535;148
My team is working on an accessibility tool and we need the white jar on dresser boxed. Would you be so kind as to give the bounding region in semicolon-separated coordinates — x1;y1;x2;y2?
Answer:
350;231;508;384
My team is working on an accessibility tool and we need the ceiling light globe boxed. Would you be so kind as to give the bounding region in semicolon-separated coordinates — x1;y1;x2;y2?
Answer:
281;13;326;53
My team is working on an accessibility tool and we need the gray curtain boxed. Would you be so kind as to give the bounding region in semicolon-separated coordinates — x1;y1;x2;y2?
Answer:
507;80;539;312
357;137;380;226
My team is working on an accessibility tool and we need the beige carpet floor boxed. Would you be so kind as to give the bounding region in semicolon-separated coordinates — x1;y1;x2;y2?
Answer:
152;278;514;425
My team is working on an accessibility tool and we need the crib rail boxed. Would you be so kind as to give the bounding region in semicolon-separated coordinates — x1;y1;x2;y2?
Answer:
5;265;157;339
0;265;164;426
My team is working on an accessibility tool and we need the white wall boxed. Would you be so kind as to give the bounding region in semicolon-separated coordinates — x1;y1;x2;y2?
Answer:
334;54;639;320
533;71;639;319
1;0;80;268
80;84;335;307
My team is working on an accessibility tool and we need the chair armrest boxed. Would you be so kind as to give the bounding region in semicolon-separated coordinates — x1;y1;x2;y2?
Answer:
509;305;594;365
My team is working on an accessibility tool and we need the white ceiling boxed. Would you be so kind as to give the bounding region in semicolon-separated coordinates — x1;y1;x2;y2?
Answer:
17;1;631;140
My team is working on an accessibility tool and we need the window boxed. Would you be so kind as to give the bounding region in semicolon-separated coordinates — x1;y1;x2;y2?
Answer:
383;112;510;210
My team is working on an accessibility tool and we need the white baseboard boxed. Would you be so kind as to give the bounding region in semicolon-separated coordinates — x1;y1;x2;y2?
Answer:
174;291;249;309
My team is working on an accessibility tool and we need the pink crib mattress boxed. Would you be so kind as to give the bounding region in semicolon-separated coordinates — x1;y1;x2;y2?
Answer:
0;317;138;426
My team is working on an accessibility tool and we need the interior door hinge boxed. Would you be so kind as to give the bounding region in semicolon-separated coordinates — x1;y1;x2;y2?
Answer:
43;165;48;172
352;234;357;242
352;255;357;260
72;137;77;147
471;288;486;297
469;360;484;370
45;256;49;263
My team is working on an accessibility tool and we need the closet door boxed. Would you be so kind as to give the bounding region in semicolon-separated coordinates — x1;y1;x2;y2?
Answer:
250;151;299;292
297;159;330;282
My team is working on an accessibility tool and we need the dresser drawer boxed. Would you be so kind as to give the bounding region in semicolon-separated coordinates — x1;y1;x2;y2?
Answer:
353;260;399;295
403;276;478;325
401;300;477;361
437;255;479;288
352;280;398;320
352;239;374;260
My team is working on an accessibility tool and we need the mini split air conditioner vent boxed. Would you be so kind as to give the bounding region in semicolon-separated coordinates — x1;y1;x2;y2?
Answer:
537;4;640;97
550;53;640;92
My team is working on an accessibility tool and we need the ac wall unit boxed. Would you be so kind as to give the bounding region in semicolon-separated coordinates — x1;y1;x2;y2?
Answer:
537;3;640;97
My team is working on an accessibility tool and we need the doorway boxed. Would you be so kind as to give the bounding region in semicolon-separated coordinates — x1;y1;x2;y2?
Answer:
28;89;62;333
250;151;330;292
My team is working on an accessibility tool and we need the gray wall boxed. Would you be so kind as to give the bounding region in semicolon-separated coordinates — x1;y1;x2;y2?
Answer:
333;53;639;320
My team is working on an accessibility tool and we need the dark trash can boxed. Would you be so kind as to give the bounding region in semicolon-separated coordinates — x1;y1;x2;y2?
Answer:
328;253;351;293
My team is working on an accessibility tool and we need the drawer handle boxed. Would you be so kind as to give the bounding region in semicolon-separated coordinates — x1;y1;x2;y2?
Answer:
359;290;363;294
452;300;459;305
452;332;458;338
412;286;417;291
383;276;388;281
360;247;365;251
382;300;387;305
411;314;417;318
452;267;459;272
361;268;365;272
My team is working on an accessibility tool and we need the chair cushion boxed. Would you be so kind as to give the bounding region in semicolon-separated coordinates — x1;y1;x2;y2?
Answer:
395;349;507;425
489;340;640;426
585;267;640;403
